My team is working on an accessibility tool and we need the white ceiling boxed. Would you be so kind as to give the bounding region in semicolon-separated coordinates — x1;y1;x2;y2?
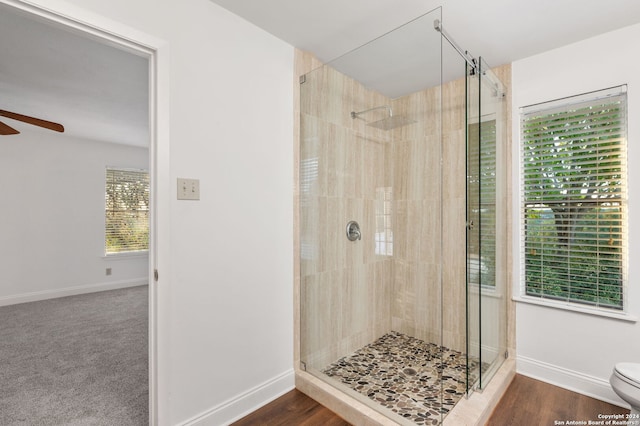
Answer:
0;4;148;147
210;0;640;98
211;0;640;68
2;1;640;144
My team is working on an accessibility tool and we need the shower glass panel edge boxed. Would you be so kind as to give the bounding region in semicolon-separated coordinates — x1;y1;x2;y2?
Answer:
465;57;482;395
477;57;508;390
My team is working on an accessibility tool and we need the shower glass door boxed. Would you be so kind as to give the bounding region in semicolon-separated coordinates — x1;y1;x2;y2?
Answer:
465;57;507;392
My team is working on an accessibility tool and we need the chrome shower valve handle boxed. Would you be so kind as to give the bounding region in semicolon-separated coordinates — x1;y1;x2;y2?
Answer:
346;221;361;241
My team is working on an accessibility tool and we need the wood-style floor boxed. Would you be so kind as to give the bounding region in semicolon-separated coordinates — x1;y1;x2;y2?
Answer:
232;389;350;426
486;375;629;426
232;374;629;425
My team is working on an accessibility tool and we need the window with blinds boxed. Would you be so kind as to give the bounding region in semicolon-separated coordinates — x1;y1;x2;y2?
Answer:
521;86;627;310
105;168;149;254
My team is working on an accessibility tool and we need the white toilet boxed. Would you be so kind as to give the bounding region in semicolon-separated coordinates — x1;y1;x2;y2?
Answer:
610;362;640;416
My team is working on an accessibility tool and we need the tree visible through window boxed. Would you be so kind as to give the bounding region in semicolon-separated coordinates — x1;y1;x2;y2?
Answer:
521;86;627;310
105;168;149;254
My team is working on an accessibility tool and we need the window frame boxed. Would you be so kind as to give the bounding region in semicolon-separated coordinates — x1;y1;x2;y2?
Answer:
516;85;631;319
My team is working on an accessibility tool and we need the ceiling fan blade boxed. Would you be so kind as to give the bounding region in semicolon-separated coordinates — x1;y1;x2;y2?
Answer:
0;120;20;135
0;110;64;133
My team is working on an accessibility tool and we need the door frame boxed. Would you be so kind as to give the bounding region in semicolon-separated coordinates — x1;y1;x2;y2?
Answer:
0;1;170;424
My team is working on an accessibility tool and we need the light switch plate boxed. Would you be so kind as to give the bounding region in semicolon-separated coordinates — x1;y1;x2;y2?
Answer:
177;178;200;200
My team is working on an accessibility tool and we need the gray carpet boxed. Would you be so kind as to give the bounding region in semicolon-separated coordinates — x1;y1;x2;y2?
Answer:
0;285;148;425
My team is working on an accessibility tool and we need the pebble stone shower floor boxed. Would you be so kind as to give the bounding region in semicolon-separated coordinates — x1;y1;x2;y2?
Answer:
322;331;483;425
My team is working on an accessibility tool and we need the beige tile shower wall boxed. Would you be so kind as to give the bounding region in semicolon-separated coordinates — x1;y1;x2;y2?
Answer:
294;50;322;372
388;77;467;352
389;66;512;355
388;86;444;346
440;77;468;353
297;50;395;370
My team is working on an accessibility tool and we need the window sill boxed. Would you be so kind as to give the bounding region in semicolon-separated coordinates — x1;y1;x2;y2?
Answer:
513;295;638;323
103;251;149;260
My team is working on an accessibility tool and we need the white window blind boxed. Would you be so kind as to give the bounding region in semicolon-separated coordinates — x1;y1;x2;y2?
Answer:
105;168;149;254
520;86;627;310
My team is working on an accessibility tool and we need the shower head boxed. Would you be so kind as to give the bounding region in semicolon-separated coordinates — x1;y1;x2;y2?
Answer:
366;115;416;130
350;105;416;130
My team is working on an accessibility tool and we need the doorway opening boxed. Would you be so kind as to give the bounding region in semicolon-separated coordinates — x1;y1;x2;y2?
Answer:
0;1;163;424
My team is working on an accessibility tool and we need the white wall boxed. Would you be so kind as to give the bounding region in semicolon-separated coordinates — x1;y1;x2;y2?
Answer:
11;0;295;425
0;130;148;305
512;23;640;406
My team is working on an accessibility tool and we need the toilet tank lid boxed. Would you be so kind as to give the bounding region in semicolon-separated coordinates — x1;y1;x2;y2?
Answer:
616;363;640;383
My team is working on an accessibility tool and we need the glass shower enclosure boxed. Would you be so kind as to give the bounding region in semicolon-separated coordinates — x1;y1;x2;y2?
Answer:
299;8;507;425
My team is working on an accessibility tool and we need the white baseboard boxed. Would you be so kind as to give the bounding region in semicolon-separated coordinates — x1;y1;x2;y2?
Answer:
516;355;630;409
178;369;295;426
0;279;148;307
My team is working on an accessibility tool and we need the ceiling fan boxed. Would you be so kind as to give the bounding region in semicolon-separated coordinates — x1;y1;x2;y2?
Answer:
0;109;64;135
